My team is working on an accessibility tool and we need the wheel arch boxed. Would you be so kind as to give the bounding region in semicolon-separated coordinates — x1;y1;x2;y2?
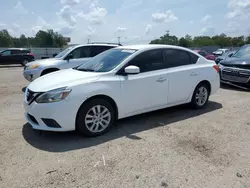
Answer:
41;67;60;76
75;94;119;127
196;80;211;95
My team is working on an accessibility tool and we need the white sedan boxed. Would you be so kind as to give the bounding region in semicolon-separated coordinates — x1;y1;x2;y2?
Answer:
23;44;220;137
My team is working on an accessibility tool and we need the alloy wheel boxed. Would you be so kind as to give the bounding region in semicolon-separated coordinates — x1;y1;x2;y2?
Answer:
195;86;208;106
85;105;111;133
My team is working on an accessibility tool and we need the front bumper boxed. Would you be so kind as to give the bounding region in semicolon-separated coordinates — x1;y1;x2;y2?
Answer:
23;68;42;82
23;99;78;132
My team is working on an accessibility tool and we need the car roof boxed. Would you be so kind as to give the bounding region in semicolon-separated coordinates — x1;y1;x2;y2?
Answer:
6;48;29;51
116;44;195;52
73;43;121;48
217;49;228;51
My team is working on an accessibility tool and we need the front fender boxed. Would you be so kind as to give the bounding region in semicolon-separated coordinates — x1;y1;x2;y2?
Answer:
68;80;122;118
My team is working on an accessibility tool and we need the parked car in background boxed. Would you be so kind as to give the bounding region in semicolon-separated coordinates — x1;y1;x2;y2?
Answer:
0;48;35;66
219;44;250;89
213;49;229;56
194;50;216;61
24;44;220;137
215;50;235;64
23;43;121;82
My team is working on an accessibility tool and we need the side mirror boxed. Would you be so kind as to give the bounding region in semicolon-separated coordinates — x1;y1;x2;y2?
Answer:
65;54;73;61
124;65;140;74
228;53;233;57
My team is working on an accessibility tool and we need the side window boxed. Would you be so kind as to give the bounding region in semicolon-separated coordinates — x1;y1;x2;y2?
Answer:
11;50;22;55
1;50;11;56
128;49;164;73
22;50;31;54
189;53;199;64
91;46;114;57
70;47;91;59
164;49;192;68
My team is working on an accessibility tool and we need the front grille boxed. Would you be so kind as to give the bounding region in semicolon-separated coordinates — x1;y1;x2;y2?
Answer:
26;89;41;104
221;67;250;83
221;74;249;83
220;64;250;70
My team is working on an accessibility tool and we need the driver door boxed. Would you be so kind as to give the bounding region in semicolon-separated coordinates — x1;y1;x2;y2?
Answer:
118;49;168;116
62;46;92;69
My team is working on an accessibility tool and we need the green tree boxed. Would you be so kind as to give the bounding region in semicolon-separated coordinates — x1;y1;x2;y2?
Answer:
20;34;28;47
0;29;13;47
246;35;250;44
178;37;189;47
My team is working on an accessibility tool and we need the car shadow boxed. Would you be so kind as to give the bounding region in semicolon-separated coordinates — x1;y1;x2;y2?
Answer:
220;83;250;92
0;64;23;68
22;101;222;152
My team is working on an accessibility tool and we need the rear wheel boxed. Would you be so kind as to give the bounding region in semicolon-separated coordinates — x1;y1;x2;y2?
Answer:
21;59;29;66
76;99;115;137
190;83;210;109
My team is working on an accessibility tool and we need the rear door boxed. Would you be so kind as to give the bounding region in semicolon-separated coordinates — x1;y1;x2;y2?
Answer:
11;50;23;63
164;49;199;105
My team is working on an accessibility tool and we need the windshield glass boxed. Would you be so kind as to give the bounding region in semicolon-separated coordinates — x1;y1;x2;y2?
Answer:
54;46;74;58
232;45;250;58
76;48;137;72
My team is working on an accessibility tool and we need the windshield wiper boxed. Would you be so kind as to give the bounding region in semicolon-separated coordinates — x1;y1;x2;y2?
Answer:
77;68;95;72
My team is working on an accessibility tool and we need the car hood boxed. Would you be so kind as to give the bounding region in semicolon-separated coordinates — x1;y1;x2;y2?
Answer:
27;68;102;92
26;58;62;67
220;57;250;65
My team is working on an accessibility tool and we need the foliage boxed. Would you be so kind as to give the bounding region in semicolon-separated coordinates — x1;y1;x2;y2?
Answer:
150;32;250;48
0;29;68;48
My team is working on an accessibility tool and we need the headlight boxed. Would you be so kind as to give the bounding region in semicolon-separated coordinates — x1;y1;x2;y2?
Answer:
218;63;224;69
35;87;71;103
26;64;39;70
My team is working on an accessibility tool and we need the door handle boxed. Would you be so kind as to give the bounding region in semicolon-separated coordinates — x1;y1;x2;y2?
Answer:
190;72;198;76
156;77;167;83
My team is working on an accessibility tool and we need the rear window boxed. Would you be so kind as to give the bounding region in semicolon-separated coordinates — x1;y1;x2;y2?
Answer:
190;53;199;64
22;50;31;53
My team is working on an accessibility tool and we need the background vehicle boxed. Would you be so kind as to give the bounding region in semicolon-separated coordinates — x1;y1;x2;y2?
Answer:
215;50;235;64
219;44;250;89
24;44;220;137
213;48;229;56
194;50;216;61
0;48;35;66
23;43;121;82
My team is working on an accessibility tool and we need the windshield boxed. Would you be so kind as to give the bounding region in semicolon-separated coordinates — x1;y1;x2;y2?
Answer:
54;46;74;58
76;48;137;72
232;45;250;58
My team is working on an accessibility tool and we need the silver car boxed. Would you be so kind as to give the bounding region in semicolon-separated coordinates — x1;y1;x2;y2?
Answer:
23;43;120;82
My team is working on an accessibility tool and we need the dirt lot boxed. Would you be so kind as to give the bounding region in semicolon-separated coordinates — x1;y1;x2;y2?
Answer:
1;65;250;188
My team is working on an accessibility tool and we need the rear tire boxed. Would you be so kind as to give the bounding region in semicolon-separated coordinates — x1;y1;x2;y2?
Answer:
76;99;115;137
190;83;210;109
21;59;29;66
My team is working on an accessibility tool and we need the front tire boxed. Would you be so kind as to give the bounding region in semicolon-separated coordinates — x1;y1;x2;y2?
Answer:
76;99;115;137
190;83;210;109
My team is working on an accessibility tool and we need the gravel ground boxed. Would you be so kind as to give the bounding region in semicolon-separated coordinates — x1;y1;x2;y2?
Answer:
1;65;250;188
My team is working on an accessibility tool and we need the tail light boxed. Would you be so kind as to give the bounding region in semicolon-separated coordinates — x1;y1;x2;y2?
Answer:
213;65;220;73
28;53;35;57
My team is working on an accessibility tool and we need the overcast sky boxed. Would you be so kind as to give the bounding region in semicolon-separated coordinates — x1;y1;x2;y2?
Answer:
0;0;249;44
